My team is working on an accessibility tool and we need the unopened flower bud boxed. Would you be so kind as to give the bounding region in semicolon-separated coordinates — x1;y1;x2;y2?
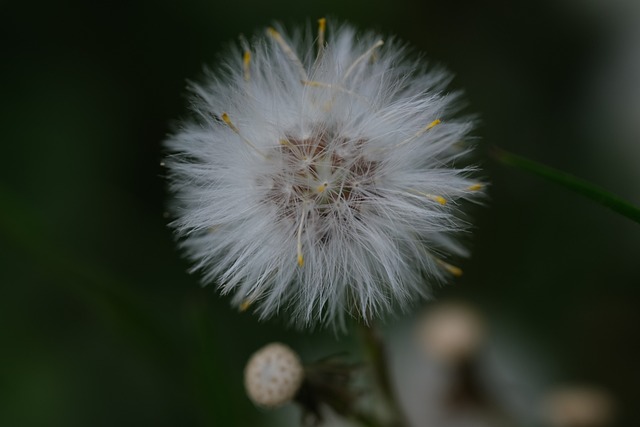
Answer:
244;342;304;407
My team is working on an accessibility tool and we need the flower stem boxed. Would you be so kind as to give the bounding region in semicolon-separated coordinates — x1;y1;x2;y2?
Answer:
490;145;640;225
359;323;408;427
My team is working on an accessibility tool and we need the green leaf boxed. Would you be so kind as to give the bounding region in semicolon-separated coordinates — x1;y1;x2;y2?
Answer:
490;146;640;225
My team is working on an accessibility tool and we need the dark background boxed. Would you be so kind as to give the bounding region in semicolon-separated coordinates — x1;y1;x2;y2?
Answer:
2;0;639;426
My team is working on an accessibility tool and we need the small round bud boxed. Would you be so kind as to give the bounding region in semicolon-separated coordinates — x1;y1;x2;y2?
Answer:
542;386;615;427
416;302;485;364
244;342;304;407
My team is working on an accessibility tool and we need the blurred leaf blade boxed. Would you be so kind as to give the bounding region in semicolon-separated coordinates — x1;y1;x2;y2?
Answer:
491;146;640;225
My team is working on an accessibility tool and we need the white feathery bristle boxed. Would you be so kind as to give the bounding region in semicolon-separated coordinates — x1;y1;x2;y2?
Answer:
165;19;485;328
244;342;304;407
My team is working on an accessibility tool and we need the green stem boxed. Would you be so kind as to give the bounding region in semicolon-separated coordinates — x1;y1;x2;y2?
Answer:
359;323;408;427
491;146;640;225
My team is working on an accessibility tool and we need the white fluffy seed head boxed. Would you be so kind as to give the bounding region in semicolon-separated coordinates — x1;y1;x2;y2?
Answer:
165;19;485;328
542;386;615;427
416;302;485;363
244;342;304;407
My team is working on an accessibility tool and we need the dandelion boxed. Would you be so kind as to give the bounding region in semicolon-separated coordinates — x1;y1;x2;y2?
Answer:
165;19;484;328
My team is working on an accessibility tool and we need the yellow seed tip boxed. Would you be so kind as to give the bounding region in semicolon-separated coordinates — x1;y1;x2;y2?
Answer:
433;195;447;205
221;112;240;133
468;183;483;191
316;183;327;193
297;254;304;267
435;258;463;277
239;299;252;312
243;51;251;81
317;18;327;58
427;119;441;130
442;262;463;277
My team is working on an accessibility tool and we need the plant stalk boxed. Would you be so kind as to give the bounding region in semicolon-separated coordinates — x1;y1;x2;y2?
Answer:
359;323;409;427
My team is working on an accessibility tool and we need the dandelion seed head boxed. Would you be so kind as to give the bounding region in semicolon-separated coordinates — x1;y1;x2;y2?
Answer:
416;302;486;364
165;19;485;328
542;386;615;427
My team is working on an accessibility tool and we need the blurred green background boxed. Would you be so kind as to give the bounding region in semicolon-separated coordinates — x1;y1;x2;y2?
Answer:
1;0;639;426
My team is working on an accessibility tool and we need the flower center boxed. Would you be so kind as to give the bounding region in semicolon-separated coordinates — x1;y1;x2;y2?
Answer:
265;130;378;222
